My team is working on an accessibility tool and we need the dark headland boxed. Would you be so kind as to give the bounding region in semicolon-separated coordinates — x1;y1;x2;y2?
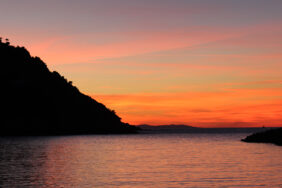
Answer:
242;128;282;146
0;38;139;135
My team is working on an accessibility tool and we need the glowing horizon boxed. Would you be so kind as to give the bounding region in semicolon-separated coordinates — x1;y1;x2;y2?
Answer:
1;0;282;127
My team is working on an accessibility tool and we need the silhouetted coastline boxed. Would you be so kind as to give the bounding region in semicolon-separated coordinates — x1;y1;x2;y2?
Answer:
242;128;282;146
0;38;139;135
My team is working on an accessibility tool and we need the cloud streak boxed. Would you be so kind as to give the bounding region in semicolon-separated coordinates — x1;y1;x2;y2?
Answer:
92;87;282;127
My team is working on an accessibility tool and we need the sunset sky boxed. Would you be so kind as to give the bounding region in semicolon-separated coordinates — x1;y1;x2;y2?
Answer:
1;0;282;127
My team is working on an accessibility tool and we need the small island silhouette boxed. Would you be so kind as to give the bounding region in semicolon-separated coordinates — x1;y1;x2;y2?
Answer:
0;38;139;135
242;128;282;146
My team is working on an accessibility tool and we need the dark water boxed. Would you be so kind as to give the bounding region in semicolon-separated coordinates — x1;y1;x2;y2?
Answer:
0;134;281;187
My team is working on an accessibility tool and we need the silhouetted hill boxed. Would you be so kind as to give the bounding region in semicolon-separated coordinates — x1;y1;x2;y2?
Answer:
242;128;282;146
0;38;139;135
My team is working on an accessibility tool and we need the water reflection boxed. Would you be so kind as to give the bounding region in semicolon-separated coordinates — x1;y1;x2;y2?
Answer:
0;137;48;187
0;134;281;187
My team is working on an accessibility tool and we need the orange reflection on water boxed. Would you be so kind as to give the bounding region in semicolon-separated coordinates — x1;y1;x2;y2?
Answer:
1;134;281;187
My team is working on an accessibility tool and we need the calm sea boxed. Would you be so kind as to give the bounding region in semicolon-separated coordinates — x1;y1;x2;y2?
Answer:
0;133;281;187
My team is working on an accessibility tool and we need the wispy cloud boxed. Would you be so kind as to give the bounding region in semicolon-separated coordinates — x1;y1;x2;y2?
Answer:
91;88;282;127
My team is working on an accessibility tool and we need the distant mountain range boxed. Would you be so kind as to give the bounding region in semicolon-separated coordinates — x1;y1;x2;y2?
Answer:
137;124;277;134
0;39;138;135
138;124;196;130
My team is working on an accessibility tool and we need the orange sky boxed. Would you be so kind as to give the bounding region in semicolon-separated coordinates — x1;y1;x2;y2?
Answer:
1;0;282;127
92;87;282;127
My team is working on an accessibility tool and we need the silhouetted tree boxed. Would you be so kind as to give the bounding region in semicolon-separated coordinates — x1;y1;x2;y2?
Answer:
5;38;9;45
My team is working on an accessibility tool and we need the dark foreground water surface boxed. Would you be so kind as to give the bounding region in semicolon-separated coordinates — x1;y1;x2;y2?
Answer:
0;133;281;187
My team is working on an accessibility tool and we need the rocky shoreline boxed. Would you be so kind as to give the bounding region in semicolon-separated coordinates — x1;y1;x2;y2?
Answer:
241;128;282;146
